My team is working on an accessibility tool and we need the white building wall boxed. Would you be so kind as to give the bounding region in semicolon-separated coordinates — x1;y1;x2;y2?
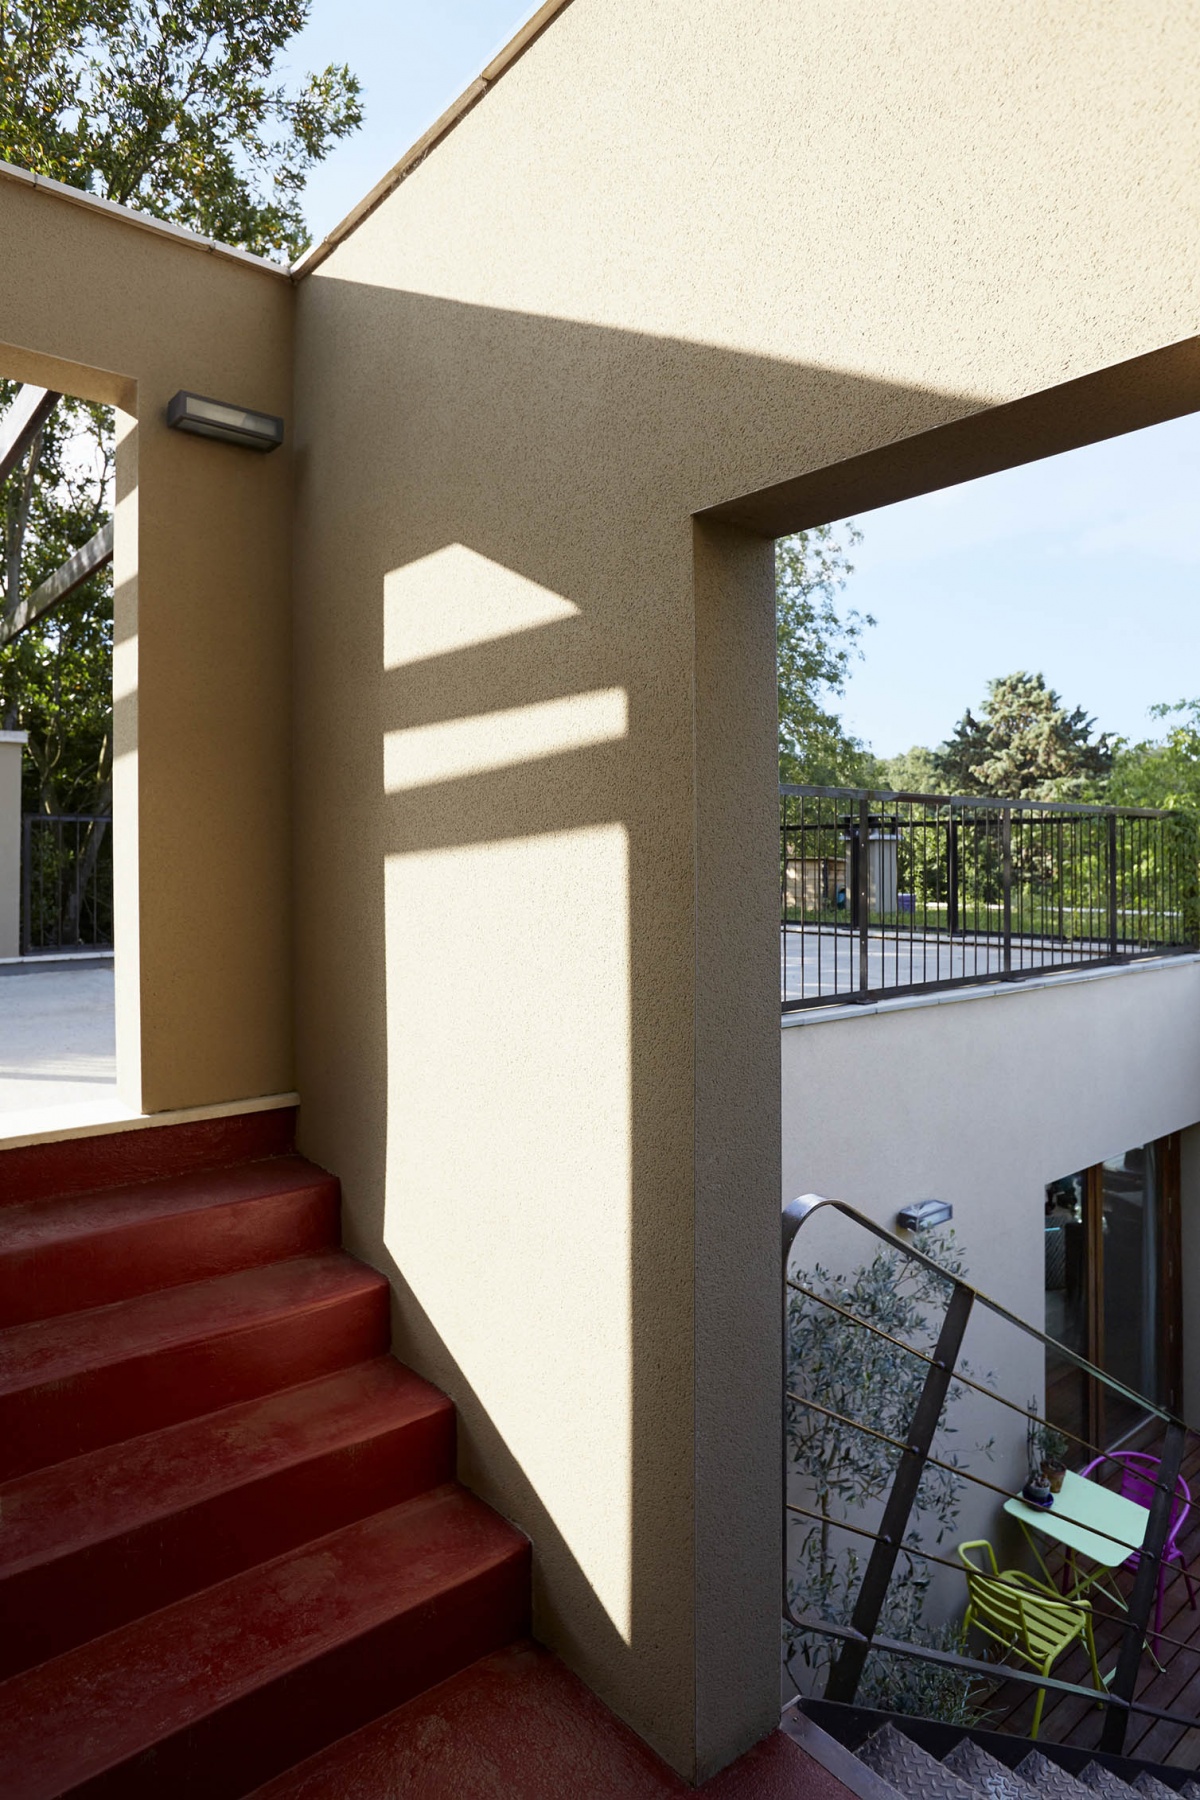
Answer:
781;956;1200;1627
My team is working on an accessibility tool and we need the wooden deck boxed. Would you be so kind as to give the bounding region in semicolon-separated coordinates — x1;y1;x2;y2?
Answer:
983;1435;1200;1770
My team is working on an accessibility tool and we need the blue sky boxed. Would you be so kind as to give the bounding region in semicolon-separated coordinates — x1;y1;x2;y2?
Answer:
287;0;534;247
290;2;1200;760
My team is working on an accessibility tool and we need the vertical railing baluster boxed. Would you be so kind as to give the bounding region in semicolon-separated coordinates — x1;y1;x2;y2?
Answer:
21;815;32;955
1001;806;1012;977
857;795;870;998
823;1282;975;1705
1107;810;1119;959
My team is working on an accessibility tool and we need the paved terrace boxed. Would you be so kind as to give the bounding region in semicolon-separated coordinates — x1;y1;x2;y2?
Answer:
0;960;117;1123
782;925;1173;1007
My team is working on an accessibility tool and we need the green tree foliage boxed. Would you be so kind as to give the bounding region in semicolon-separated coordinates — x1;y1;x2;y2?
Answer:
0;0;362;261
1107;700;1200;814
0;389;114;814
786;1229;990;1723
879;744;939;794
777;524;882;786
933;672;1113;801
0;0;363;815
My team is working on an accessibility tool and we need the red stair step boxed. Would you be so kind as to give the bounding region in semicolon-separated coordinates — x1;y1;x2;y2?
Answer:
0;1107;298;1209
0;1485;530;1800
251;1640;853;1799
0;1253;389;1480
0;1155;339;1326
0;1357;454;1678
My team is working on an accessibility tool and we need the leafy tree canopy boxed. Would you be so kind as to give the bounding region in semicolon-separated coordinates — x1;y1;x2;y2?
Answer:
1;388;114;813
0;0;363;261
879;744;939;795
776;524;880;786
1106;699;1200;814
0;0;364;817
932;671;1113;801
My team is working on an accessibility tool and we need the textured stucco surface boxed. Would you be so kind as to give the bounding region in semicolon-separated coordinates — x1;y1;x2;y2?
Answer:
0;178;294;1113
291;0;1200;1779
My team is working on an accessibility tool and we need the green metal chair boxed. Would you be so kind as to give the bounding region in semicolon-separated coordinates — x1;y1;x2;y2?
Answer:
957;1539;1104;1739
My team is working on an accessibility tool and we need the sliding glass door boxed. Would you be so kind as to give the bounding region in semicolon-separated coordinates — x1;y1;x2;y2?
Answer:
1044;1133;1180;1458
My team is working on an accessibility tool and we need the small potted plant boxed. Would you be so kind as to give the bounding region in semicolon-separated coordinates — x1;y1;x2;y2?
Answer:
1026;1405;1069;1498
1022;1467;1054;1508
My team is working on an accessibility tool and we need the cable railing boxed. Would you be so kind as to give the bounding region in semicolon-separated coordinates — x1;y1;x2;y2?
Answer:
781;787;1200;1010
782;1194;1200;1760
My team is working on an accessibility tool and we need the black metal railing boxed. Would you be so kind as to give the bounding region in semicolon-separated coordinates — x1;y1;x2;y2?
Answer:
781;787;1199;1010
783;1195;1200;1758
21;813;113;954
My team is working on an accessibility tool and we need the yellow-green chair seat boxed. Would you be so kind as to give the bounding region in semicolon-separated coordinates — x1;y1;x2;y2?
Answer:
957;1539;1104;1738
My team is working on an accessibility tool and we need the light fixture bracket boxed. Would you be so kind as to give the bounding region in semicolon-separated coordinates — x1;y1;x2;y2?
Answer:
167;391;284;452
896;1198;954;1232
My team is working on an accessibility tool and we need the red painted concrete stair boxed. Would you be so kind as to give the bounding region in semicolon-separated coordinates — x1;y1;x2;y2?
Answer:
0;1117;530;1799
0;1154;340;1325
0;1357;455;1677
0;1487;528;1799
0;1113;849;1798
250;1639;860;1800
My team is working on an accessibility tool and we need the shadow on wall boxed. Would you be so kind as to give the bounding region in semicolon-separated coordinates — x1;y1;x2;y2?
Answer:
289;281;1197;1773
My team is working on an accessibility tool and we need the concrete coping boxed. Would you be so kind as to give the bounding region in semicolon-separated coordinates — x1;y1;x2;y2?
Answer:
780;950;1200;1028
0;159;289;277
293;0;575;277
0;731;29;744
0;1088;300;1152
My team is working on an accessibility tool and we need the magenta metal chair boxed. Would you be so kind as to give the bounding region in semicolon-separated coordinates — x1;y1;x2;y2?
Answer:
1080;1451;1198;1647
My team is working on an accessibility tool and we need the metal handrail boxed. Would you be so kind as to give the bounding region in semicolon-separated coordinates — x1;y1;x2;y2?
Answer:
780;783;1177;820
782;1193;1194;1755
779;786;1197;1012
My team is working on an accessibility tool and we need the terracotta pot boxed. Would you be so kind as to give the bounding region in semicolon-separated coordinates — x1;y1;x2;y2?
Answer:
1045;1461;1066;1494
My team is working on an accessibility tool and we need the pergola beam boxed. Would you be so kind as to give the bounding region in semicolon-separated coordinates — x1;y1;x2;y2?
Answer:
0;518;114;647
0;386;61;486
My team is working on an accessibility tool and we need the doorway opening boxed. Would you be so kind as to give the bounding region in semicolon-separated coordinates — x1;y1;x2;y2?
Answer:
0;371;119;1124
1044;1132;1182;1456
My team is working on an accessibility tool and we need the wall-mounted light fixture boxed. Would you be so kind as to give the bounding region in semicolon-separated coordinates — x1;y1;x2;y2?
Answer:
896;1198;953;1231
166;391;284;452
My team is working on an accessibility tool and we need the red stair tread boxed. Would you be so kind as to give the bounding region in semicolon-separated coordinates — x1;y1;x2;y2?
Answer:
0;1155;339;1324
0;1107;297;1209
0;1486;530;1800
0;1253;382;1396
0;1356;456;1679
0;1356;449;1578
0;1252;390;1480
251;1640;856;1799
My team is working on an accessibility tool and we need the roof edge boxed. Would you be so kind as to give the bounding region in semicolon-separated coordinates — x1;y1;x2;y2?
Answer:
291;0;576;280
0;159;290;277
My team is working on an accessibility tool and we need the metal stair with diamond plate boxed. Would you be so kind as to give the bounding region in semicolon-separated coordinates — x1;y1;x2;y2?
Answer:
786;1703;1200;1800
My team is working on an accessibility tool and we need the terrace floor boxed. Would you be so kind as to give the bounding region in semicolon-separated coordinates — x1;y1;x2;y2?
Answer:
985;1433;1200;1771
781;924;1185;1006
0;958;117;1121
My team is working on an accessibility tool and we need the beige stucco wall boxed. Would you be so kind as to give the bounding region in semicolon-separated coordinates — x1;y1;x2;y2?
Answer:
291;0;1200;1778
0;174;294;1109
783;959;1200;1636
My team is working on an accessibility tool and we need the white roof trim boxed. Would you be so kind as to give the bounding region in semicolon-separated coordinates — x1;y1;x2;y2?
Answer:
0;159;289;278
291;0;575;279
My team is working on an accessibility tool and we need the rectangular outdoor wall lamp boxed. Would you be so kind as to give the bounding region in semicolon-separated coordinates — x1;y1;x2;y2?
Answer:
896;1198;953;1231
166;391;284;451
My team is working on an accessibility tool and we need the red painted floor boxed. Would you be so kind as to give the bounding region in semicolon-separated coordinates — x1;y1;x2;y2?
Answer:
252;1639;856;1799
